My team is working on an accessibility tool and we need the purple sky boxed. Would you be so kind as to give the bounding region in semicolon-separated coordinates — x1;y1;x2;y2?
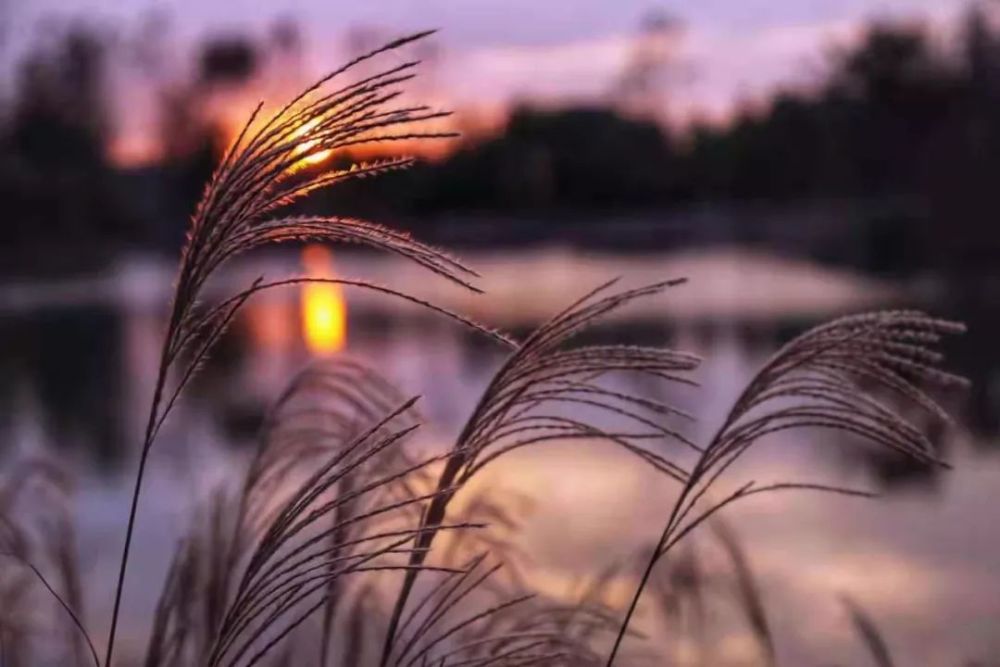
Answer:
5;0;976;160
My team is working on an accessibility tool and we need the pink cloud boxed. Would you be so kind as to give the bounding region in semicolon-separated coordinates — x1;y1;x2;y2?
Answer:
437;18;866;123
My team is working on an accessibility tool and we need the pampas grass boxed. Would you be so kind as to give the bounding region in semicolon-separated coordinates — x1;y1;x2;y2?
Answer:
0;30;970;667
145;354;614;667
379;278;702;666
605;310;965;664
103;30;504;667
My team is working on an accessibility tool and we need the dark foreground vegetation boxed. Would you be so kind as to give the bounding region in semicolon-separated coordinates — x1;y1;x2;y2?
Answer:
0;33;972;666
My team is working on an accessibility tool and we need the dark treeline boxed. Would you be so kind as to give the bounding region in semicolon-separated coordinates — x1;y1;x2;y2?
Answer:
3;10;1000;275
681;11;1000;277
0;17;284;275
457;12;998;208
283;9;1000;277
0;25;137;275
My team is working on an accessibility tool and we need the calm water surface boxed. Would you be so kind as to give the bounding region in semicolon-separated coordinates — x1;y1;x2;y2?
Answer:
1;247;997;665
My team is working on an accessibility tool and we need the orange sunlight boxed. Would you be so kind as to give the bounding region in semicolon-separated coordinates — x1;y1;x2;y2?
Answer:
301;245;347;354
108;95;474;169
289;118;333;170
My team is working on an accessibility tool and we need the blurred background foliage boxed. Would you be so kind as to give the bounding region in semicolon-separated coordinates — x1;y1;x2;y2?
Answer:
3;9;1000;277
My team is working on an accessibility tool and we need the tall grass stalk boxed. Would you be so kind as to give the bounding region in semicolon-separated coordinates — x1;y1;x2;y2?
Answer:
102;32;496;667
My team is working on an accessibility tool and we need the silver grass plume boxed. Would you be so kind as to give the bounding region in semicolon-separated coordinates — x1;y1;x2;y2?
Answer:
106;31;506;667
381;278;702;665
606;310;966;664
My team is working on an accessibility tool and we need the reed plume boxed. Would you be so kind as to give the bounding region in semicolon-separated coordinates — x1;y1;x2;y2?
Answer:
0;460;97;667
104;31;503;667
143;356;470;666
236;358;429;667
203;404;463;667
147;356;594;667
380;278;702;665
387;554;617;667
606;310;966;664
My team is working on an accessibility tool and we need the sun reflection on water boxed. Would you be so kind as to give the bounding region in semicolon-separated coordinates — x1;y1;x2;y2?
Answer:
301;244;346;354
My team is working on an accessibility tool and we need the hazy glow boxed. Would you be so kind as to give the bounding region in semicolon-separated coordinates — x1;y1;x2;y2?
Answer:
290;118;333;170
301;245;346;354
247;298;295;350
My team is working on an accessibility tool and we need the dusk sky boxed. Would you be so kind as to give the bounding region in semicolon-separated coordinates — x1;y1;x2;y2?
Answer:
5;0;978;162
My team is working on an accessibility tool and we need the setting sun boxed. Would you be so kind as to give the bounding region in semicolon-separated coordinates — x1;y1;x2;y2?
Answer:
290;118;333;170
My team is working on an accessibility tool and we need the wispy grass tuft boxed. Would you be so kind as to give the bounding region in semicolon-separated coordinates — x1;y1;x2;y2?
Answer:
103;30;505;667
148;355;615;666
606;310;966;664
380;277;702;666
0;460;95;667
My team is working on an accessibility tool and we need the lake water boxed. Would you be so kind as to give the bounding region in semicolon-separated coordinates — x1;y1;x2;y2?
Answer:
1;246;997;665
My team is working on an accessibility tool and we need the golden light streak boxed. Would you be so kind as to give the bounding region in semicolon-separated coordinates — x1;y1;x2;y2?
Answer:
301;245;347;354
